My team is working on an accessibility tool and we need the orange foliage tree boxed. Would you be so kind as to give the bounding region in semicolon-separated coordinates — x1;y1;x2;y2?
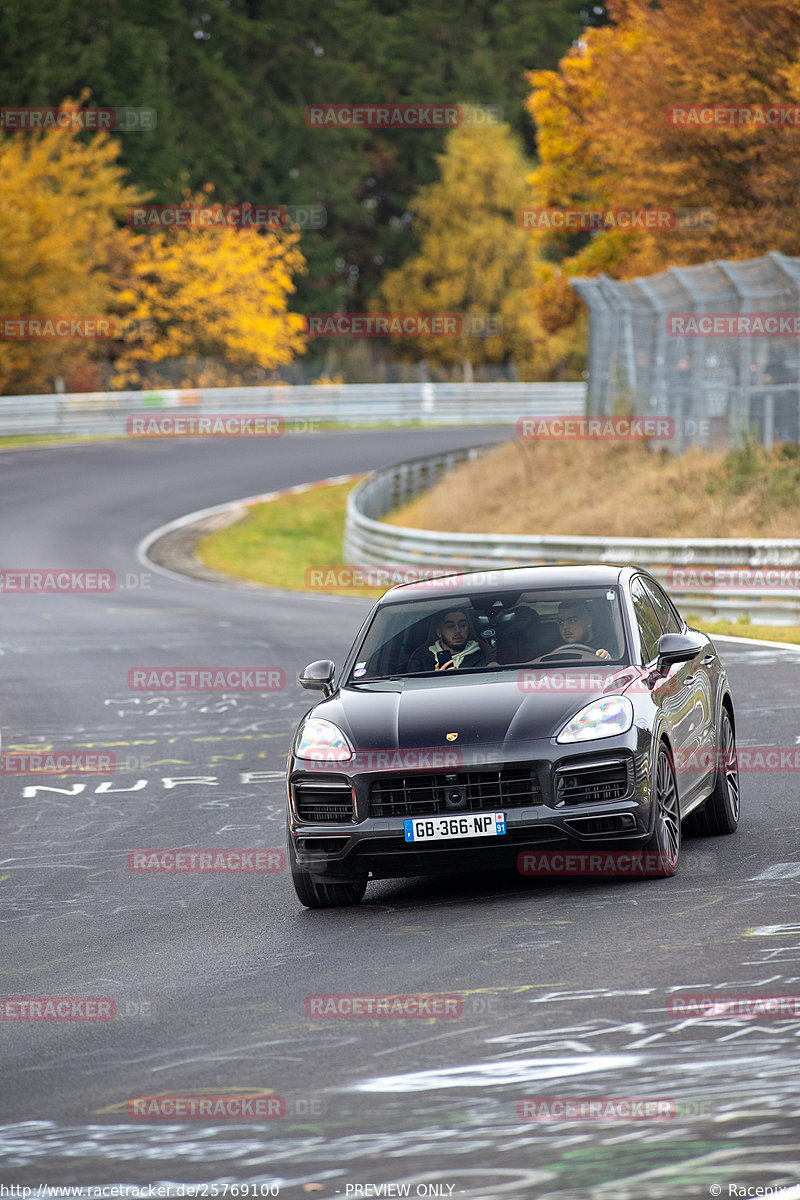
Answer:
526;0;800;340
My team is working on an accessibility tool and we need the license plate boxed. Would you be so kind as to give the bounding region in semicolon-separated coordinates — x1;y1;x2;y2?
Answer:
404;812;506;843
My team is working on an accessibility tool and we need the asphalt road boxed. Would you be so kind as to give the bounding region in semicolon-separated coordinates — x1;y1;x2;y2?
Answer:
1;429;800;1199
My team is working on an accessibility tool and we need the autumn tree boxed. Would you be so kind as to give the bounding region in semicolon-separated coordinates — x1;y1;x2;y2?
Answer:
526;0;800;343
376;117;565;379
0;0;600;315
113;191;307;388
0;104;141;394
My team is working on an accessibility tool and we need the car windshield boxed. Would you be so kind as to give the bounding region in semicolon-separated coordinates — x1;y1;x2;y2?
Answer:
348;586;629;682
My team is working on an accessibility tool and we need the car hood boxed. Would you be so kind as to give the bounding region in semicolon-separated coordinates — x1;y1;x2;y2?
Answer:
305;671;634;753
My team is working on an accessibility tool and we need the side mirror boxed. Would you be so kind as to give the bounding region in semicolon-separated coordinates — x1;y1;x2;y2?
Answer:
656;631;704;674
298;659;336;696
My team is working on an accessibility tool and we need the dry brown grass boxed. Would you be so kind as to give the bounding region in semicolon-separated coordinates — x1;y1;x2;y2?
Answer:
386;440;800;538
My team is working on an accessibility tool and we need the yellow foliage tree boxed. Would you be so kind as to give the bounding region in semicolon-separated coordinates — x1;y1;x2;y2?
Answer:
113;193;308;388
0;100;141;394
526;0;800;339
375;118;563;379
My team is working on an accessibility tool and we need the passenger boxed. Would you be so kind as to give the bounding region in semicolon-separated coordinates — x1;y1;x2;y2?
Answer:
528;600;612;662
407;608;496;672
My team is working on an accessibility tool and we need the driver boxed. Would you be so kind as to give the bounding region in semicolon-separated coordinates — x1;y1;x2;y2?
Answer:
529;600;611;662
407;608;495;672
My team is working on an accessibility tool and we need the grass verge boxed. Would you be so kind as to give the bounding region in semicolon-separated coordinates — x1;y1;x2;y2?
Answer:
196;479;382;598
0;434;119;449
685;615;800;645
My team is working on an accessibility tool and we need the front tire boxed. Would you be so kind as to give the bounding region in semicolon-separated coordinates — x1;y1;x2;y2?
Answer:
641;743;681;877
287;830;367;908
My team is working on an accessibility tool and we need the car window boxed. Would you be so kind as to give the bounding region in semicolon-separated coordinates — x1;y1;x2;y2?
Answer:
640;578;683;635
630;577;662;663
347;585;629;681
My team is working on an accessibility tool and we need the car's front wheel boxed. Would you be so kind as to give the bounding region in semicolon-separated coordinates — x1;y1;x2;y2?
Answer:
287;830;367;908
641;742;680;877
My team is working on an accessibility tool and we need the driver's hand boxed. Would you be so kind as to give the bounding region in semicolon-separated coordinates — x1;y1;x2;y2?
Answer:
595;648;611;660
435;658;455;671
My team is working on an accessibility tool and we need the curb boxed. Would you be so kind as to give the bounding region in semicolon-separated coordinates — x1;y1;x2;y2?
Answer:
137;474;363;590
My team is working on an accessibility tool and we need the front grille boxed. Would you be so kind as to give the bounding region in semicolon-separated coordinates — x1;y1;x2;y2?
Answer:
369;768;542;819
554;757;632;806
293;778;354;822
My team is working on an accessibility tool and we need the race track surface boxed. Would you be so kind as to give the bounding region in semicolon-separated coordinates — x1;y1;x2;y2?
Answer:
2;429;799;1198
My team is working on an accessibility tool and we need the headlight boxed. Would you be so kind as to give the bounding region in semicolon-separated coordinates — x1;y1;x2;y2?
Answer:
556;696;633;744
294;717;353;761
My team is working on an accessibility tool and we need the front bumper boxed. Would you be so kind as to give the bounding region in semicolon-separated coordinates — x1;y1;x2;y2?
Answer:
287;731;656;881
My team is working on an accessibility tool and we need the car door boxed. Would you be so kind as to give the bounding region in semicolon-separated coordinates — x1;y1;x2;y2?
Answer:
635;576;715;801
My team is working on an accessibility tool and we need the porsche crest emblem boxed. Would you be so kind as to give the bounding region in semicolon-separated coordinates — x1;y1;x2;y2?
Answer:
446;732;459;741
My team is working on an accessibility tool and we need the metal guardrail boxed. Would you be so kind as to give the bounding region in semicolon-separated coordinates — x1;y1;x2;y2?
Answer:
344;447;800;625
0;382;586;436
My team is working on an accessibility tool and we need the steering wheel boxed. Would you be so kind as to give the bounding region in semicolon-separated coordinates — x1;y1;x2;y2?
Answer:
537;643;603;663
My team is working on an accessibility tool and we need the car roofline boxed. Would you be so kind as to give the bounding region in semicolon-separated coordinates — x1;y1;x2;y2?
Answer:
377;563;635;605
